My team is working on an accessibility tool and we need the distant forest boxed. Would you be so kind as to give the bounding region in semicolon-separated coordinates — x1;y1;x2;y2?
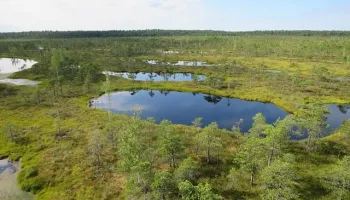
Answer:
1;30;350;39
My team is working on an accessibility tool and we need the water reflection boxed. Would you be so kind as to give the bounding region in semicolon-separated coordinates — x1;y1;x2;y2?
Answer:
92;90;288;132
337;105;350;114
0;58;38;86
0;159;33;200
203;95;223;104
327;104;350;130
0;58;37;74
92;91;350;133
102;71;206;82
130;90;138;96
160;90;171;96
148;90;155;98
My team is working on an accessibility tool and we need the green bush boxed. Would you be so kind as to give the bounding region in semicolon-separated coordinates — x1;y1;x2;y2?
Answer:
18;165;46;193
20;177;46;193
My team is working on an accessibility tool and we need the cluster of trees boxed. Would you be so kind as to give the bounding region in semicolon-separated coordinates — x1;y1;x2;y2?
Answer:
49;51;98;95
88;105;225;199
1;30;350;39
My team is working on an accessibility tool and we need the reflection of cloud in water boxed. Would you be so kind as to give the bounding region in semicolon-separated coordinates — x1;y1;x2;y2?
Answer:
0;58;37;74
94;92;152;112
93;90;288;132
93;91;349;136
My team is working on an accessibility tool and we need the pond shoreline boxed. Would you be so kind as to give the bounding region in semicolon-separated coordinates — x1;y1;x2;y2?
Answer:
91;90;350;135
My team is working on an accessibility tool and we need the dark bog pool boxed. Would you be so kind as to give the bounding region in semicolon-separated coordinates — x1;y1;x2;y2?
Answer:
91;90;288;132
91;90;350;133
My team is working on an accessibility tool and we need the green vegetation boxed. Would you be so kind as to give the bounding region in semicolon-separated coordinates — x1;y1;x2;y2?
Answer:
1;30;350;39
0;32;349;199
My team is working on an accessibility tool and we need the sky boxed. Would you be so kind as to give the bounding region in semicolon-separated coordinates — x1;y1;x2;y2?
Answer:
0;0;349;32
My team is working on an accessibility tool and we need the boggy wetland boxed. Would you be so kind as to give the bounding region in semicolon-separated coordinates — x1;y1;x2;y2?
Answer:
0;30;350;200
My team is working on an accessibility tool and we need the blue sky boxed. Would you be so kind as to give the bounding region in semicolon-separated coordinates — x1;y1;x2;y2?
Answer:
0;0;349;32
202;0;350;30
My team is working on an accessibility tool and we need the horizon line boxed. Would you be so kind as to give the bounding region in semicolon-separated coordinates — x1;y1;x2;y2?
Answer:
1;29;350;34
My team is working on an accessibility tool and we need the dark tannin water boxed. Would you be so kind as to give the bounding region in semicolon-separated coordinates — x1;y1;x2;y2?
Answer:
92;90;350;133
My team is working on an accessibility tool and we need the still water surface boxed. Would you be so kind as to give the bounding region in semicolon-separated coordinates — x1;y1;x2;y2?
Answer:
102;71;206;81
92;90;350;133
92;90;288;132
0;159;33;200
0;58;38;86
0;58;37;74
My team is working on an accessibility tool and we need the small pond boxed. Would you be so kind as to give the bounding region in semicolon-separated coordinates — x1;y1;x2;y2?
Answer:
102;71;206;81
91;90;288;132
0;58;37;74
326;104;350;130
91;90;350;133
0;159;33;200
0;58;38;86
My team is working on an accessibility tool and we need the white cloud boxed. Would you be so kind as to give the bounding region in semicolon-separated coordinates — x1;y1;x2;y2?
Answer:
0;0;206;31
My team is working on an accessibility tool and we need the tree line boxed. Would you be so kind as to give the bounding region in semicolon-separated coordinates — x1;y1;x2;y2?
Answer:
1;30;350;39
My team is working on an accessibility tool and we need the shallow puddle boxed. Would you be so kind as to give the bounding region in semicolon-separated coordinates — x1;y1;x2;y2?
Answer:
0;159;33;200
